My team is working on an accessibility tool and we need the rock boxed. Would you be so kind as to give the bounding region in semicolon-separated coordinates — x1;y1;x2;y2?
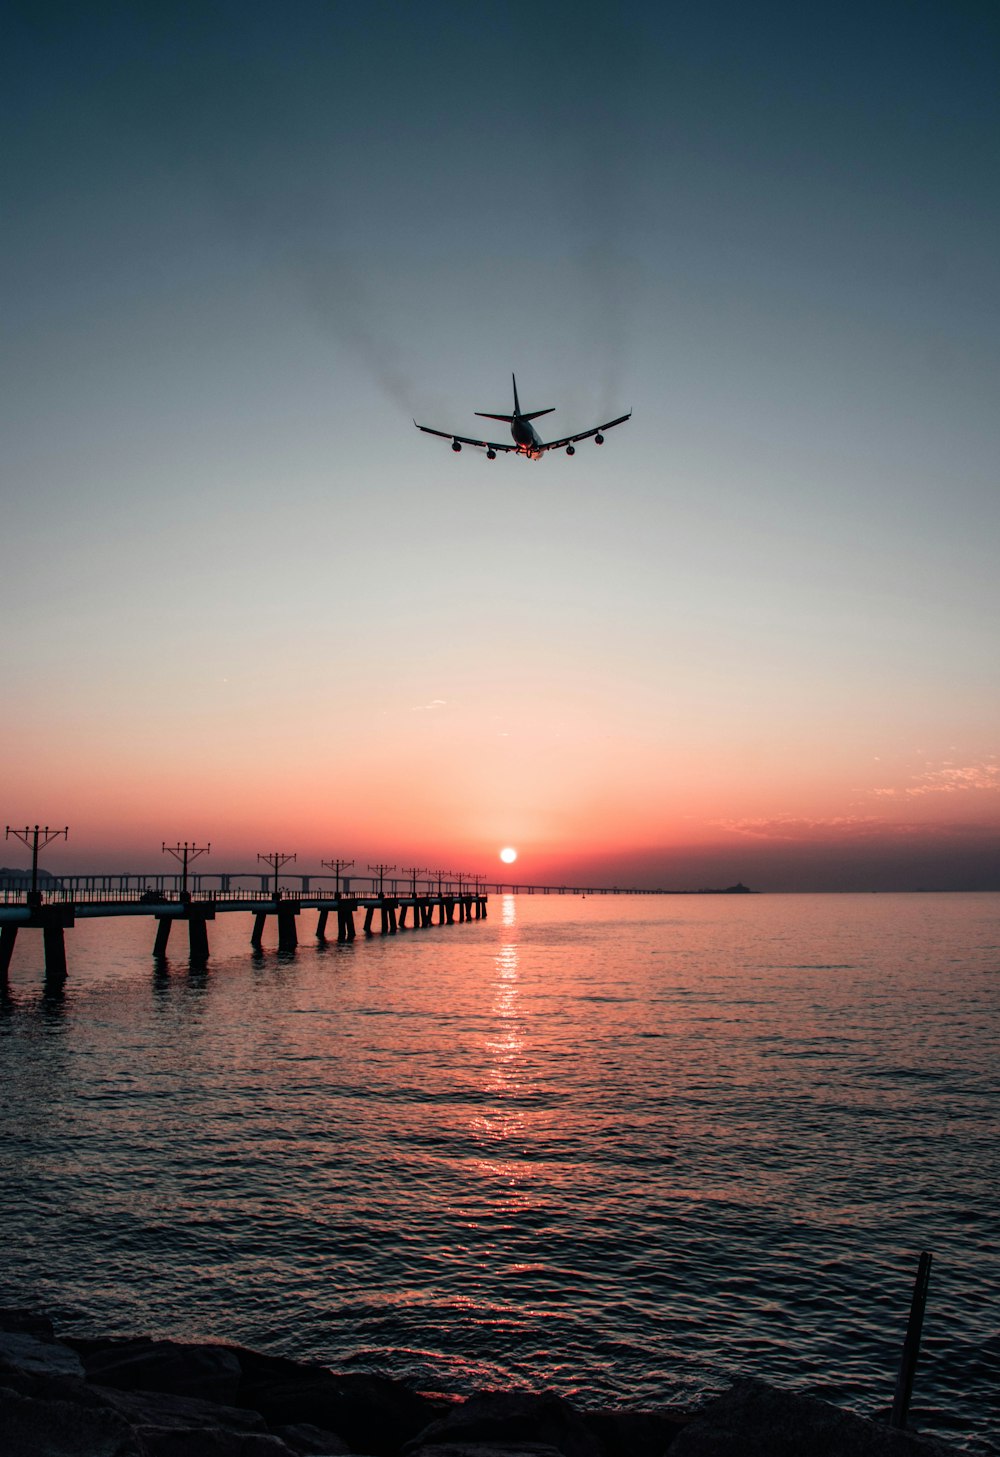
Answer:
407;1390;604;1457
583;1407;690;1456
0;1359;105;1408
229;1346;333;1390
67;1336;243;1405
236;1366;441;1455
0;1383;143;1457
411;1446;566;1457
97;1383;270;1434
0;1331;85;1379
272;1420;353;1454
0;1363;308;1457
669;1379;955;1457
134;1429;300;1456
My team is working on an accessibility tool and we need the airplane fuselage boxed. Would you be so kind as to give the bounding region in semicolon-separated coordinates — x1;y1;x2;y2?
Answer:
512;416;544;457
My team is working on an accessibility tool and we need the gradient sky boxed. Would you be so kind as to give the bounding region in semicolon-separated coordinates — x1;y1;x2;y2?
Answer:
3;1;999;890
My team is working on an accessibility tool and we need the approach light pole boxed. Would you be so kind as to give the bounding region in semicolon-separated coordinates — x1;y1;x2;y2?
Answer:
320;857;354;896
5;825;68;901
427;868;448;896
368;862;396;897
259;851;296;898
401;865;426;898
162;840;211;900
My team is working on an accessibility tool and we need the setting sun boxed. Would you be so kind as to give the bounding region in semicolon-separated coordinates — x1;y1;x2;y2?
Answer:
499;847;518;864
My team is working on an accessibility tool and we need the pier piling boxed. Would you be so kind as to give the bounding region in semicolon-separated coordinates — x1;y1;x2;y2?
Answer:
0;924;17;982
42;924;67;980
153;917;172;957
187;909;211;962
37;906;74;980
276;905;298;952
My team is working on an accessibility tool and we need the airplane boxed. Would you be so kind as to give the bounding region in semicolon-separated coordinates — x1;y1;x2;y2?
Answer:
414;374;631;460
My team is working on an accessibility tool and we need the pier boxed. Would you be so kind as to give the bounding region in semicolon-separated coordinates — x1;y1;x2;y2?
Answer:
0;884;490;983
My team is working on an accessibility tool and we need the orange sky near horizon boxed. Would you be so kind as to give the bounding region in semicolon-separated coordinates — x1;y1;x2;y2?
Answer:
4;685;998;888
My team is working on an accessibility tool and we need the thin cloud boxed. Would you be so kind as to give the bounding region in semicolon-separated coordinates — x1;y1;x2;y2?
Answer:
715;813;999;844
715;814;891;841
873;761;1000;798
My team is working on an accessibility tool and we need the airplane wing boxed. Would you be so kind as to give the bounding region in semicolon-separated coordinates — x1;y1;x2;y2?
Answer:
414;422;516;453
542;410;632;452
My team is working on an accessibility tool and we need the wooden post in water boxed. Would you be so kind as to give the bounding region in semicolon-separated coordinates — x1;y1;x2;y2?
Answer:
251;912;267;948
891;1251;933;1430
316;908;329;941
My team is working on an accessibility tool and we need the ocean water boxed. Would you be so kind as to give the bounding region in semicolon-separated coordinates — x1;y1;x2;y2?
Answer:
1;892;996;1452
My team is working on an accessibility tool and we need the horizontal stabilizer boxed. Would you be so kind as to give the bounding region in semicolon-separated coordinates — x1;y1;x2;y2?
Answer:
475;411;515;422
521;407;555;421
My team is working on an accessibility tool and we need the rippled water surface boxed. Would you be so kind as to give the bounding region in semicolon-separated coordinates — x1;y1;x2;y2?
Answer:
1;893;997;1451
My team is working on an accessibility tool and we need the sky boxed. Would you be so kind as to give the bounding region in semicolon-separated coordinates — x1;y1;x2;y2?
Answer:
2;0;999;891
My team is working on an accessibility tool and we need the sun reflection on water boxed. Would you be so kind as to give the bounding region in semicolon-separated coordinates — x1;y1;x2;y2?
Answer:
471;895;530;1184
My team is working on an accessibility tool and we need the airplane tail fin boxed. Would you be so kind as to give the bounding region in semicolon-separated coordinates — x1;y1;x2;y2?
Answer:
475;375;552;423
511;374;552;420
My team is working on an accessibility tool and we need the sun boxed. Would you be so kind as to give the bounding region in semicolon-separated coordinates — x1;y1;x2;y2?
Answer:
499;846;518;864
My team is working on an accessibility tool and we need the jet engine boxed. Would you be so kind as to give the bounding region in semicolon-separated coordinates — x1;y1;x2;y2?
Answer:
594;433;604;445
451;441;462;452
565;445;575;456
487;449;497;460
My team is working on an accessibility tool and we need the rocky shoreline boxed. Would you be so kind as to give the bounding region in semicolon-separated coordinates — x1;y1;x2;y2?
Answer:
0;1307;956;1456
